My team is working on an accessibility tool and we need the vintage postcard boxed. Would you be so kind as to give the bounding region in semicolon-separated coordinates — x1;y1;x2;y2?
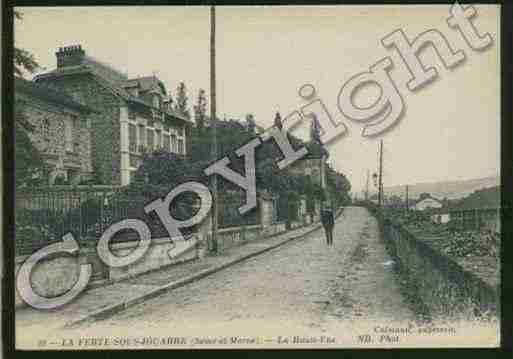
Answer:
11;4;500;350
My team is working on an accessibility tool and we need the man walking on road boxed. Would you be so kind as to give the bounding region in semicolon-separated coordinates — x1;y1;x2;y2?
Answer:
321;202;335;246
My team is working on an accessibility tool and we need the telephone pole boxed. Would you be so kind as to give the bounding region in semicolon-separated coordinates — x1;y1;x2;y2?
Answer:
378;140;383;208
365;170;370;202
210;5;218;253
405;185;409;213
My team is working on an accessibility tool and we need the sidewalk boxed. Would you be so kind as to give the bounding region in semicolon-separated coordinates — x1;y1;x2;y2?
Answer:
16;221;323;331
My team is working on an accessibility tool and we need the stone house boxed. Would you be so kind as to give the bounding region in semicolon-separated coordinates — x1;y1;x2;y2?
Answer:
15;77;94;184
285;141;328;189
34;45;192;186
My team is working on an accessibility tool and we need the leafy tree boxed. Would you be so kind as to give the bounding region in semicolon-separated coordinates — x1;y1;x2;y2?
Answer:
310;114;322;144
13;11;44;186
138;113;352;225
245;114;256;133
14;11;40;78
193;88;207;131
174;82;190;119
134;149;208;188
273;112;283;130
326;164;352;207
15;104;44;186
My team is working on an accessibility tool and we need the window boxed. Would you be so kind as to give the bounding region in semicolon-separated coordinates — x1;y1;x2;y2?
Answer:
177;126;184;136
153;95;161;109
128;108;136;120
138;125;146;149
171;134;177;153
64;118;74;152
177;138;184;155
163;134;170;152
155;130;162;149
147;129;154;150
129;123;137;152
129;171;137;184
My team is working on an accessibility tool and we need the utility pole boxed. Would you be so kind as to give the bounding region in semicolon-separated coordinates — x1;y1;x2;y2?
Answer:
378;140;383;209
405;185;409;214
210;5;218;253
365;170;370;201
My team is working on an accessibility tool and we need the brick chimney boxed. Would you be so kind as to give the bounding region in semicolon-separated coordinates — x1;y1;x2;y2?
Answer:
56;45;85;68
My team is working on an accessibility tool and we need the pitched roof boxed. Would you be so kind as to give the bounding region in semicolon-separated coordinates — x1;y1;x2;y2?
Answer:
15;77;94;113
123;76;166;94
409;194;442;207
34;58;190;124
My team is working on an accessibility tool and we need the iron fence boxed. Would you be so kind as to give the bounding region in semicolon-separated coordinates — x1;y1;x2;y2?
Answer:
448;207;501;233
16;186;287;256
15;185;170;256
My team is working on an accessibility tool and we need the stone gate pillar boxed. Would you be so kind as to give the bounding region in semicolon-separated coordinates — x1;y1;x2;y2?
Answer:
258;194;273;229
195;208;212;258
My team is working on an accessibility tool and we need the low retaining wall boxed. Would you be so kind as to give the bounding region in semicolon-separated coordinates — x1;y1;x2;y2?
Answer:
16;214;324;309
14;220;306;309
108;237;198;281
214;224;264;252
377;214;499;320
209;222;289;252
14;237;197;309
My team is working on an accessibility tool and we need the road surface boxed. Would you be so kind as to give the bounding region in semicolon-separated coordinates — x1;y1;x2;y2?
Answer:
65;206;415;340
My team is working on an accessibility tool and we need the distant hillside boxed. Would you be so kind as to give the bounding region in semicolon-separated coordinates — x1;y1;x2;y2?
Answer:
382;175;499;201
451;186;500;210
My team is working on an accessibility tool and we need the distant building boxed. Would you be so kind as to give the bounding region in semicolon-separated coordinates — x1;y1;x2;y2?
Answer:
285;141;328;188
409;193;443;211
430;210;451;224
15;77;94;185
34;45;192;185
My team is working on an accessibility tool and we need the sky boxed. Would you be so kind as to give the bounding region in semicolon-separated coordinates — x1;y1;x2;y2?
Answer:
15;5;500;194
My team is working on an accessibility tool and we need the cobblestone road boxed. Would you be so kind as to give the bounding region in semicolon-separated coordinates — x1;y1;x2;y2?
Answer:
68;206;414;340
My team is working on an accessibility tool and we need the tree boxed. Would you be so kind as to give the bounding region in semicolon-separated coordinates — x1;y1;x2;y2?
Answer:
15;104;44;186
14;11;40;78
14;11;44;186
310;113;322;144
134;150;208;188
245;114;256;133
274;112;283;130
326;164;352;207
174;82;190;119
193;88;207;130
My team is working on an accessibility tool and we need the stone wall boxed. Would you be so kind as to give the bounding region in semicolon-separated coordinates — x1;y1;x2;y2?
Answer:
377;214;499;320
15;92;93;184
14;236;197;309
36;74;122;185
107;237;198;281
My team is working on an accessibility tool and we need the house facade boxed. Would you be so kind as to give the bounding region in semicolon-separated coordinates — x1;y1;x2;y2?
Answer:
285;141;328;189
409;194;443;211
15;77;93;185
34;45;191;186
